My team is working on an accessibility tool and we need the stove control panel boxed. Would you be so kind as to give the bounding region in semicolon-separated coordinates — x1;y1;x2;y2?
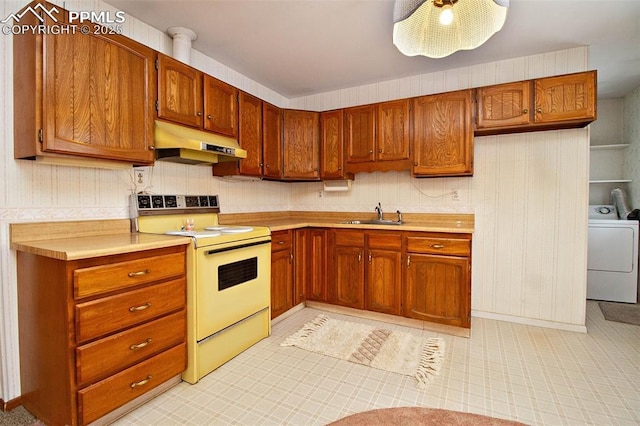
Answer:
130;194;220;216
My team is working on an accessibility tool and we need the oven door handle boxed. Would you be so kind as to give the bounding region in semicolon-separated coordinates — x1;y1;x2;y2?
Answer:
204;239;271;255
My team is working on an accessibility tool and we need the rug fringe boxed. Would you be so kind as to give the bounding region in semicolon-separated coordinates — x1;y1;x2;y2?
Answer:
414;337;445;390
280;314;329;346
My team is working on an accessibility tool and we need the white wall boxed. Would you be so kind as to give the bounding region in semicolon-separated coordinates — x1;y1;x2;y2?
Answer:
0;0;591;402
623;86;640;208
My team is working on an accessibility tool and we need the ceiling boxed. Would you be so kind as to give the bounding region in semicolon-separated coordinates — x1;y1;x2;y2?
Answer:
105;0;640;100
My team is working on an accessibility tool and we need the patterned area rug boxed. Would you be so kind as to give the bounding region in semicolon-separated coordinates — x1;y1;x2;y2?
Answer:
281;314;445;389
329;407;527;425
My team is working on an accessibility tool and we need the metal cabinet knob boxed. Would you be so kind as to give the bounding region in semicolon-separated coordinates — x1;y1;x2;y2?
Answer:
207;114;212;119
197;112;202;116
523;109;528;114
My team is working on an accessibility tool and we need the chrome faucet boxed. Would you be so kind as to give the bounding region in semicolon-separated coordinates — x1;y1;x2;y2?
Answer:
375;202;383;220
396;210;402;223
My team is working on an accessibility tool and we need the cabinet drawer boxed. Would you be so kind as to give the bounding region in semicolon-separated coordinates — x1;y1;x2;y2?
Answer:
76;278;185;343
406;236;470;256
74;252;185;298
271;231;292;251
78;343;186;425
368;232;401;250
76;310;185;386
334;230;365;247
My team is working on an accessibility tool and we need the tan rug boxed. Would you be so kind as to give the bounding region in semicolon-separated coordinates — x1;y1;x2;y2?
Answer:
329;407;527;425
599;302;640;326
281;314;444;389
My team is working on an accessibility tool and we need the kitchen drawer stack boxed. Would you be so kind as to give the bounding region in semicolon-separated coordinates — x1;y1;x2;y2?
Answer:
16;245;187;425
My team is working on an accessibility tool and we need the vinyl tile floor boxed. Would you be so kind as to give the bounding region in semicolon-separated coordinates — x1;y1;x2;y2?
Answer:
113;301;640;425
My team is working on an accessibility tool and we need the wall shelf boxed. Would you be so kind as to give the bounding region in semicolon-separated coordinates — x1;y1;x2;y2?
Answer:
590;144;629;150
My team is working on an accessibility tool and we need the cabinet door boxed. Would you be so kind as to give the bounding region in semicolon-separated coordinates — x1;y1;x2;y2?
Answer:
203;75;238;137
404;253;470;328
270;248;293;319
304;229;328;302
332;246;365;309
157;54;203;128
534;71;596;124
344;105;376;163
282;110;320;179
262;102;283;178
366;232;401;315
411;90;473;177
377;99;410;161
320;110;346;179
329;230;365;309
293;230;307;305
238;92;263;176
476;81;532;129
44;30;156;163
366;249;401;315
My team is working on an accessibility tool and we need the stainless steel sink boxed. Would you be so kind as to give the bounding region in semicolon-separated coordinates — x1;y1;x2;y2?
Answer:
342;219;403;225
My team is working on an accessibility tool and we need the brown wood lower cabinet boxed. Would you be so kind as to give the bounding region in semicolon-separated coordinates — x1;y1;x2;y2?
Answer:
15;245;187;426
271;230;294;319
404;233;472;328
329;230;402;315
273;227;472;330
296;228;328;302
366;232;402;315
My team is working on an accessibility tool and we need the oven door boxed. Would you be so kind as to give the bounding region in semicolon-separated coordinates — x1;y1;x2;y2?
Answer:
195;238;271;341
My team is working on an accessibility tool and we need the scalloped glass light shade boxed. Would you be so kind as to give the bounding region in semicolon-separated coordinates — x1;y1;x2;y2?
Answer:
393;0;508;58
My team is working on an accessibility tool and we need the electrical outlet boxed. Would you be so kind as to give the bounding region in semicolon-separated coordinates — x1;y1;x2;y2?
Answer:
452;189;460;201
318;190;324;198
133;167;150;192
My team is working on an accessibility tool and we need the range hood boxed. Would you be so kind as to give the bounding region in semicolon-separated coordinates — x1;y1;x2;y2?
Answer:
154;120;247;165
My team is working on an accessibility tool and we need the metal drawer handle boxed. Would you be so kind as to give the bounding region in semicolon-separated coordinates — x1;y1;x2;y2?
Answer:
128;269;150;278
130;338;152;350
277;241;285;245
430;244;445;249
130;375;152;388
129;302;151;312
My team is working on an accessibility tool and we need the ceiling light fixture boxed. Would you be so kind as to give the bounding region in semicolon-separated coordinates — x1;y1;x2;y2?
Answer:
393;0;509;58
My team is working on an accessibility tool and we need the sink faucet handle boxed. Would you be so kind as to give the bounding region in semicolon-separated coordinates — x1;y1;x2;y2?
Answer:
396;210;402;223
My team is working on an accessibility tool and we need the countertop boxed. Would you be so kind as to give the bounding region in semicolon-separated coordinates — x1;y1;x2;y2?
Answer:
10;219;190;260
219;211;474;234
9;212;473;260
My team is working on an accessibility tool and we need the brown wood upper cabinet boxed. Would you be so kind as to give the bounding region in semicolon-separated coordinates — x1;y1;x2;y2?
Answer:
534;71;596;124
476;70;597;135
411;90;474;177
282;110;320;180
13;4;156;165
476;81;531;130
213;91;263;177
262;102;284;179
320;110;351;180
344;101;411;173
157;54;238;138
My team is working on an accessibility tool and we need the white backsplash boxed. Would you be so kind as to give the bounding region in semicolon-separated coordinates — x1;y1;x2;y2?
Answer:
0;0;590;402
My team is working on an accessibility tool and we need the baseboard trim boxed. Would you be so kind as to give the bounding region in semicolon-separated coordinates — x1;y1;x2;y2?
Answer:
1;396;22;412
271;303;306;326
472;309;587;333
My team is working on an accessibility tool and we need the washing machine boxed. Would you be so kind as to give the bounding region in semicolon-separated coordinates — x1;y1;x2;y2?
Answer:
587;205;639;303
